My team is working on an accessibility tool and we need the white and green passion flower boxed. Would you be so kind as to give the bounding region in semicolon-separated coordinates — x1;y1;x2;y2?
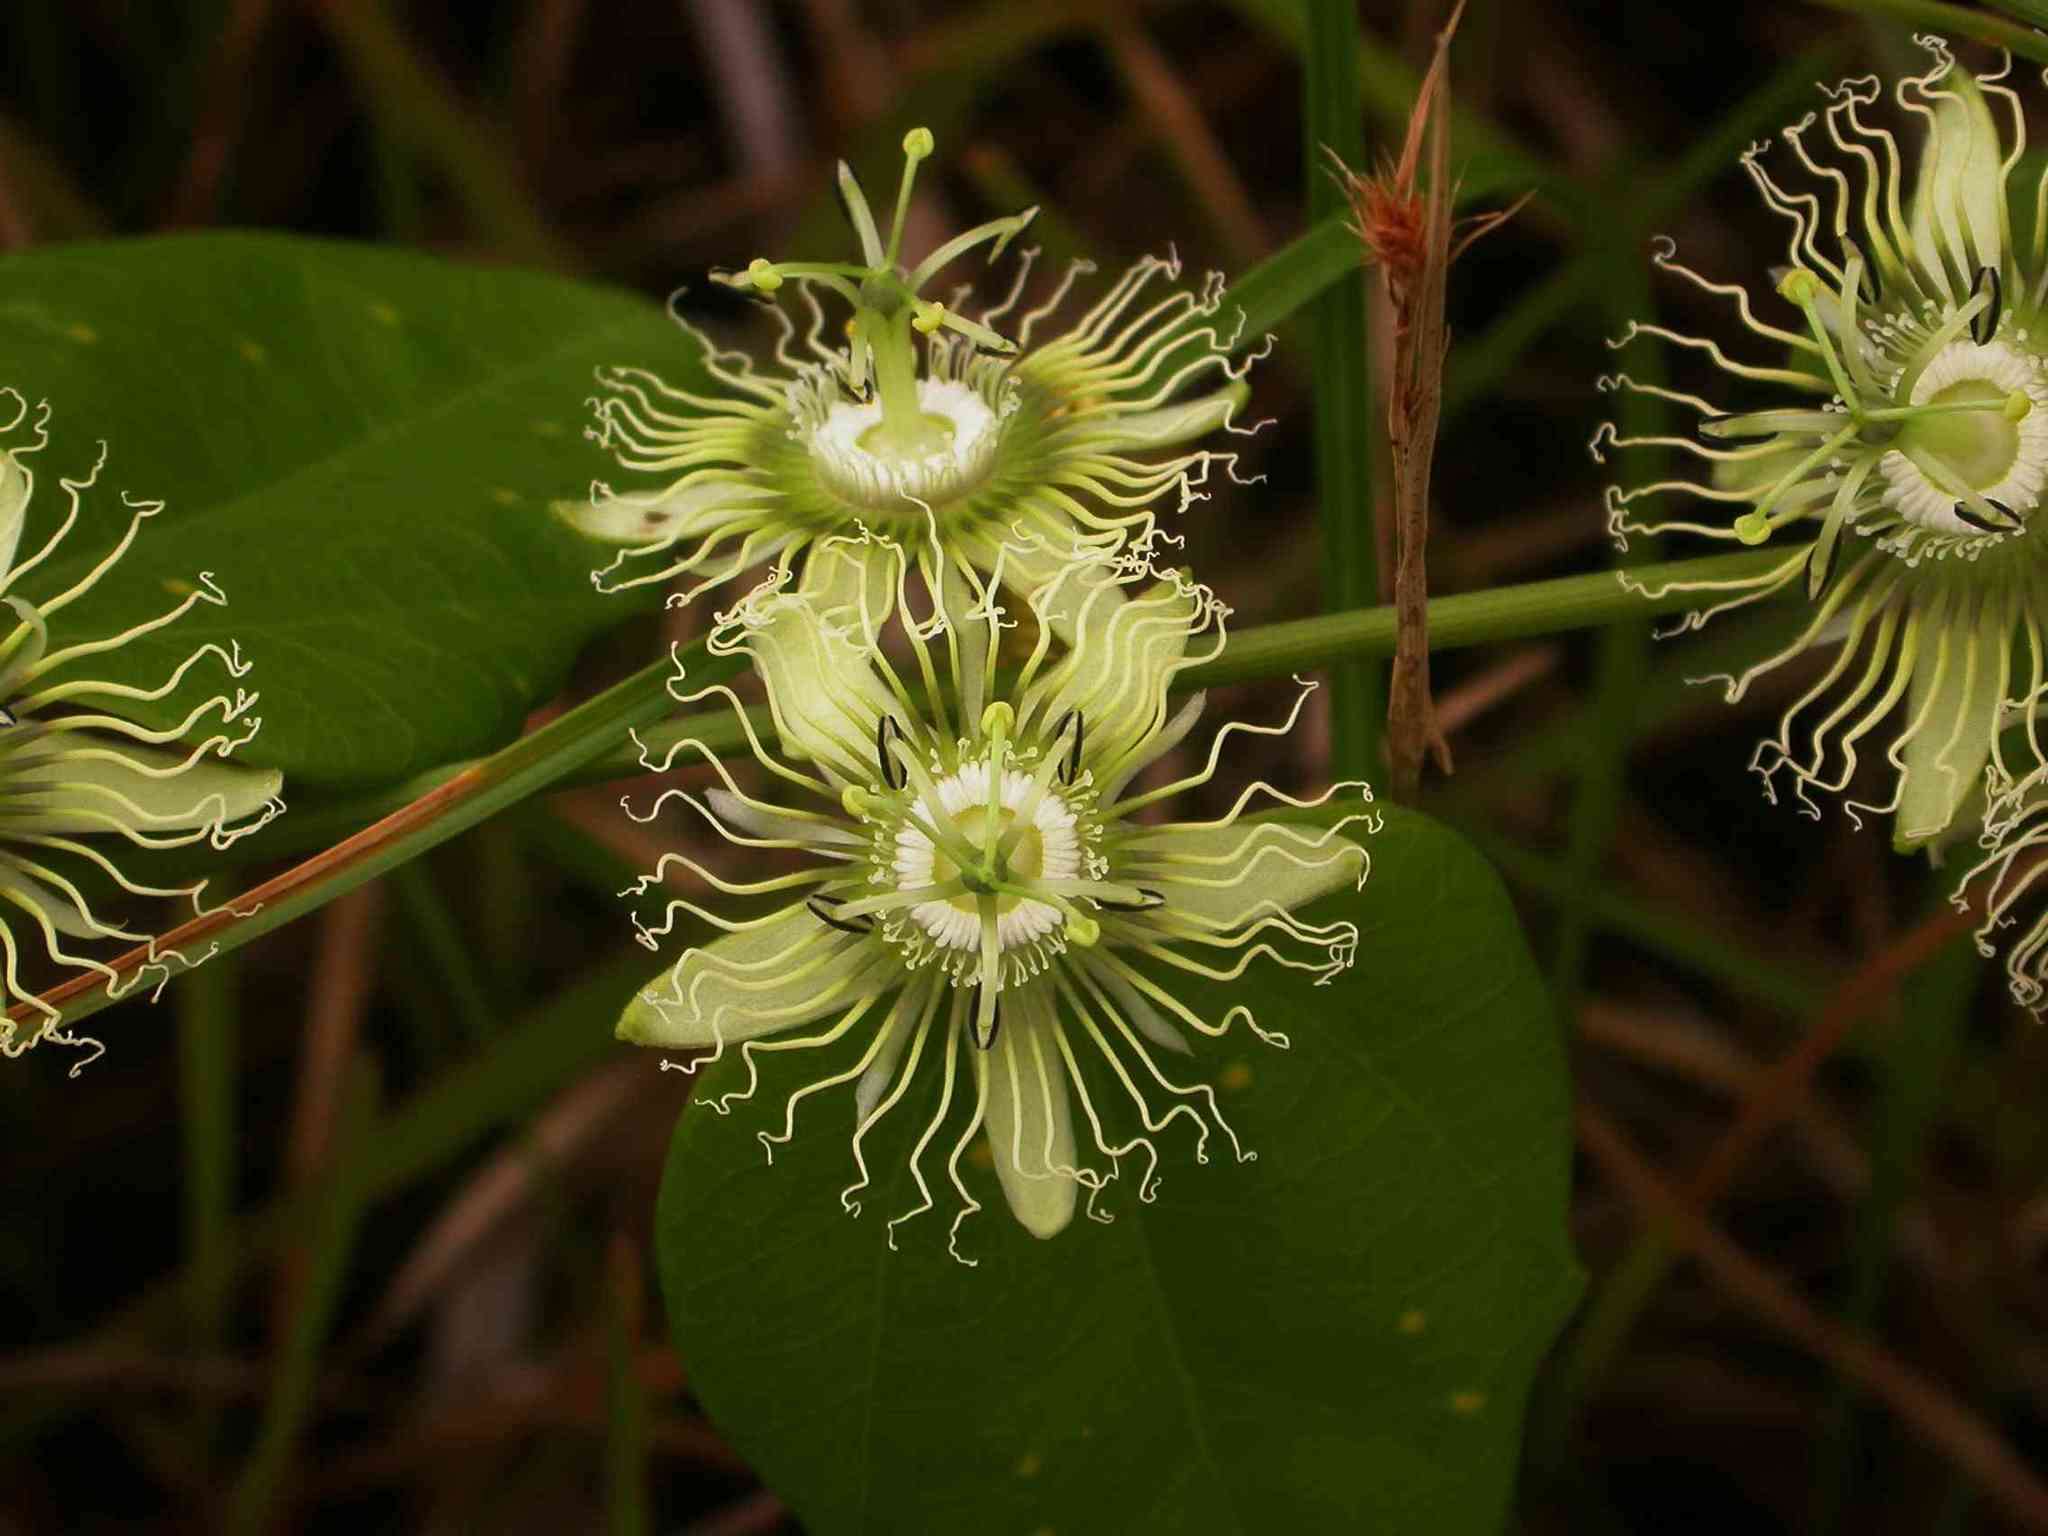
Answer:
614;538;1373;1257
0;392;283;1069
555;127;1261;617
1594;42;2048;848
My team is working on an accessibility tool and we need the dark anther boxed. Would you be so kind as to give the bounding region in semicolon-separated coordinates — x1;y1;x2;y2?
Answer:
807;895;874;936
1972;265;2003;346
1842;238;1880;305
1094;888;1167;913
1952;498;2019;534
964;984;1000;1050
875;714;908;790
0;707;18;728
1053;709;1084;786
1988;497;2024;529
1808;536;1838;594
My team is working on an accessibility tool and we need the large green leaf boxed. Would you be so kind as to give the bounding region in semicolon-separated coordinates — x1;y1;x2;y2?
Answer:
656;807;1580;1534
0;233;683;786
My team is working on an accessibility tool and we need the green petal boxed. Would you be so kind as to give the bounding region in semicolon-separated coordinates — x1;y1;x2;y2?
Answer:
550;480;771;546
797;536;896;625
1908;67;2005;283
983;983;1077;1239
11;741;281;833
1029;564;1203;785
1129;820;1368;929
1095;382;1243;451
0;448;26;578
746;593;901;784
1896;603;2004;850
617;906;885;1049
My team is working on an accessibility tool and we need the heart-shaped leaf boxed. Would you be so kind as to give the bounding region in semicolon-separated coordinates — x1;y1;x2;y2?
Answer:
656;807;1579;1534
0;232;683;786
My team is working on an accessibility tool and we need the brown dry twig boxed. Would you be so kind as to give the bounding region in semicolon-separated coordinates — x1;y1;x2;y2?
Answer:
1327;0;1528;800
1577;1102;2048;1532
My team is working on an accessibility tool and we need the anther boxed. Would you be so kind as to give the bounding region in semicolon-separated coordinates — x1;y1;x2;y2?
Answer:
2006;390;2033;424
1733;510;1771;545
1951;498;2022;533
903;126;935;161
744;257;783;294
911;300;946;335
1053;709;1085;785
808;896;875;936
875;714;909;790
1972;265;2003;346
966;984;999;1050
1094;888;1167;912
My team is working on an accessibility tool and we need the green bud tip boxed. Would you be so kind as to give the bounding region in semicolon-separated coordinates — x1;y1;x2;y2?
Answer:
903;127;935;160
1065;913;1101;947
2007;390;2034;423
912;300;946;335
745;257;783;294
979;701;1015;740
1775;267;1820;307
1733;511;1771;546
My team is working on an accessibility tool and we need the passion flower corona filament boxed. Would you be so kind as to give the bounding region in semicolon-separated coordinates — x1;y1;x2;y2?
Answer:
556;128;1264;618
1594;42;2048;848
0;391;284;1070
613;538;1373;1257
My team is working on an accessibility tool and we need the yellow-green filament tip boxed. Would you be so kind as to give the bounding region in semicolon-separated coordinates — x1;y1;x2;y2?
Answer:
979;701;1015;740
1065;913;1100;947
1776;267;1820;306
745;257;783;294
1733;510;1771;545
2007;390;2033;423
912;300;946;335
903;127;935;160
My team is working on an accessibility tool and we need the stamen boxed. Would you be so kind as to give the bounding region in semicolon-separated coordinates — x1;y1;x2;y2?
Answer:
1971;263;2003;345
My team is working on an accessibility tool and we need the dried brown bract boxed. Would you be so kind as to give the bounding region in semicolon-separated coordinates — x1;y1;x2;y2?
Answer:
1327;0;1528;800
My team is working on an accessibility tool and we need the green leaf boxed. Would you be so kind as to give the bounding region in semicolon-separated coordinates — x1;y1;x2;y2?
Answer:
656;807;1580;1534
0;231;684;786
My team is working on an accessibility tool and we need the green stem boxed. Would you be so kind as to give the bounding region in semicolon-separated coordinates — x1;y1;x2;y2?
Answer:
1302;0;1381;779
20;646;737;1039
18;547;1795;1038
1184;547;1793;688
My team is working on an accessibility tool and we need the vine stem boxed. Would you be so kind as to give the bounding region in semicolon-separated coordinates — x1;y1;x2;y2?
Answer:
12;545;1791;1037
14;647;738;1042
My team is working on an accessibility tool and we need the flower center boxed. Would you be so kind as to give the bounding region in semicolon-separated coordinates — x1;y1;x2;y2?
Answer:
1879;340;2048;536
806;377;1002;515
892;759;1081;952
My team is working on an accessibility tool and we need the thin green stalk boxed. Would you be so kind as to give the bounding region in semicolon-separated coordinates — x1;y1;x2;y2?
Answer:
1800;0;2048;64
389;863;497;1046
1474;834;1828;1017
605;1243;651;1536
228;1056;379;1535
1185;547;1795;688
1812;876;1976;1534
19;547;1799;1036
1302;0;1381;779
1552;274;1660;1003
177;957;236;1466
1445;46;1841;418
315;0;571;267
